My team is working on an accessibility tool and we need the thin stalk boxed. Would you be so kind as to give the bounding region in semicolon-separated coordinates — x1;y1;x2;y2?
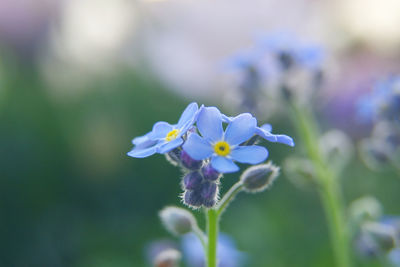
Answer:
206;209;219;267
289;103;352;267
216;181;244;216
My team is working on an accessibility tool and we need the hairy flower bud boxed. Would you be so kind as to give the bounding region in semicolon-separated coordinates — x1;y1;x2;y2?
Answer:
180;150;202;170
240;162;280;193
183;190;203;208
159;206;197;236
182;172;203;190
201;164;221;181
200;181;218;208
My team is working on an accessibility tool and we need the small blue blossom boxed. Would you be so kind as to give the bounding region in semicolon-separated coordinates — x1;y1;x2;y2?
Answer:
127;102;200;158
257;31;324;71
183;107;268;173
358;76;400;124
181;233;246;267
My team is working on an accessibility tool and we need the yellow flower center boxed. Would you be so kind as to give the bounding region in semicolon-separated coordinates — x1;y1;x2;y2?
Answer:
165;129;180;142
214;141;231;156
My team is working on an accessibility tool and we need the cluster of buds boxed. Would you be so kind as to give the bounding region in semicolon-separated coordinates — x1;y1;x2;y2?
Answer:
167;149;221;208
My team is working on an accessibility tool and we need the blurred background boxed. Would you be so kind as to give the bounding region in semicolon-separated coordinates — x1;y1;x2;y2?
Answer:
1;0;400;266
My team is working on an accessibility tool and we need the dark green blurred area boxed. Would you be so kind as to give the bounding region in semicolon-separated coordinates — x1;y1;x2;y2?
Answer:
0;53;399;267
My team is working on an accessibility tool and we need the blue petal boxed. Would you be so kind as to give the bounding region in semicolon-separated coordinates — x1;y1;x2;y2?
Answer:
230;145;268;164
183;133;213;160
148;121;173;139
177;102;198;128
197;107;224;142
158;138;184;154
221;114;234;123
211;156;239;173
260;123;272;132
255;127;277;142
276;135;295;147
132;133;150;145
255;126;295;146
127;145;158;158
224;113;257;145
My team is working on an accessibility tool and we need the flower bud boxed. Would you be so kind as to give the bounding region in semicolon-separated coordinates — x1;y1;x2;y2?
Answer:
362;222;397;252
180;150;202;170
240;162;280;193
200;181;218;208
159;206;197;236
154;249;181;267
349;196;382;225
182;171;203;190
284;157;317;190
183;190;203;208
201;164;221;181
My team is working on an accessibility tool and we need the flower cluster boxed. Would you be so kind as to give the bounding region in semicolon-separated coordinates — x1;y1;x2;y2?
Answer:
358;76;400;124
358;76;400;170
128;102;294;208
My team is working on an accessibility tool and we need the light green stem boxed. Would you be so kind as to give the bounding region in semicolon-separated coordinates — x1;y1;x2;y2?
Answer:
206;209;219;267
290;103;352;267
217;181;244;216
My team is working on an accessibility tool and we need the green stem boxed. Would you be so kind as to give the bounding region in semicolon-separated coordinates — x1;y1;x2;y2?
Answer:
216;181;244;216
289;103;352;267
206;209;219;267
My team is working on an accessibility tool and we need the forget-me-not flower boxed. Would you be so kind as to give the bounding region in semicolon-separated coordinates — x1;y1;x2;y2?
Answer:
183;107;268;173
358;76;400;124
128;102;200;158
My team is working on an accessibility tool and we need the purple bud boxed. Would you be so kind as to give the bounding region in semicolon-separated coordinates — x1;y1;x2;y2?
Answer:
183;172;203;190
201;164;221;181
200;182;217;208
183;190;203;208
180;150;202;170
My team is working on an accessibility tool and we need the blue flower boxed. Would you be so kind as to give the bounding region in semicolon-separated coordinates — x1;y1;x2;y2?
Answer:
183;107;268;173
181;233;246;267
257;31;324;71
358;76;400;124
127;102;200;158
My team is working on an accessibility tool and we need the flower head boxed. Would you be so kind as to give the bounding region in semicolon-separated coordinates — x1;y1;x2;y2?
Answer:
127;102;200;158
183;107;268;173
358;76;400;124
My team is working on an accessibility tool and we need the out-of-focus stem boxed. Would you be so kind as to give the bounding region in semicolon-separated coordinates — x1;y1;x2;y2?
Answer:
289;103;352;267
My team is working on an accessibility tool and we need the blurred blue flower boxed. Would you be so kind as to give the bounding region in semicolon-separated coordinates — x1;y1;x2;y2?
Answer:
181;233;246;267
127;102;200;158
183;107;268;173
257;31;324;71
358;76;400;124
